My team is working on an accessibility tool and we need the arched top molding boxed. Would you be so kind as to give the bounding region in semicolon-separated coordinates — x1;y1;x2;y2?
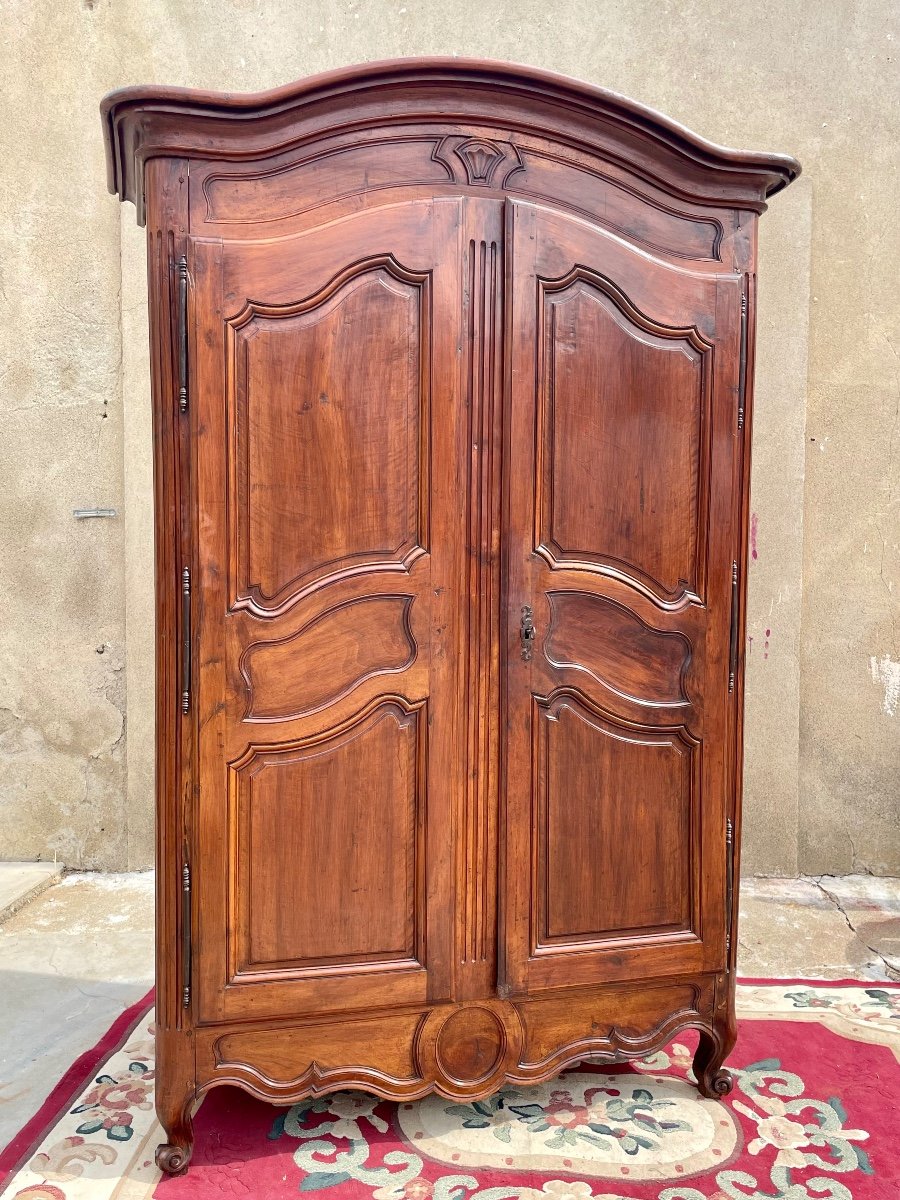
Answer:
102;57;800;226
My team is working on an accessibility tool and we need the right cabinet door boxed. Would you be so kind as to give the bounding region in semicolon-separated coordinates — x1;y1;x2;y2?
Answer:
502;200;743;994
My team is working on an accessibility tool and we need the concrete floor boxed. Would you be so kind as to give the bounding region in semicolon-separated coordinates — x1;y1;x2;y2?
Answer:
738;875;900;979
0;871;154;1151
0;862;64;922
0;870;898;1153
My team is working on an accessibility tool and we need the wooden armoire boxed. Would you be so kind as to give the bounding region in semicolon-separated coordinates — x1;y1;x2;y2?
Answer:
101;60;799;1173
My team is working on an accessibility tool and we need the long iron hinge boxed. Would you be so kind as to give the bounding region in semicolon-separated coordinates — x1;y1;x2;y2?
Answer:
737;283;748;431
728;560;739;693
181;859;192;1008
176;254;189;413
181;567;191;714
725;817;735;960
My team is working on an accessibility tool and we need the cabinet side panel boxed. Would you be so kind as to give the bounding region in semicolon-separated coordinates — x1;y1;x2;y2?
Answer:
144;156;196;1154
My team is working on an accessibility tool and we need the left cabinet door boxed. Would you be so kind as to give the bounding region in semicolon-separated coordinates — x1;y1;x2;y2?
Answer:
188;198;467;1025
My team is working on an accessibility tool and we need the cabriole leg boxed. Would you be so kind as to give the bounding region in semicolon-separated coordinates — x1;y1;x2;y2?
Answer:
693;1028;734;1099
154;1024;195;1175
155;1091;194;1175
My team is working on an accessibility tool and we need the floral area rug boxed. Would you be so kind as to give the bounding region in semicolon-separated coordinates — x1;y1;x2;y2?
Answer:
1;981;898;1200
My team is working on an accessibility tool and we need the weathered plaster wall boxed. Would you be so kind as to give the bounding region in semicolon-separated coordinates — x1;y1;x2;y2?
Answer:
796;4;900;873
0;2;127;868
0;0;897;873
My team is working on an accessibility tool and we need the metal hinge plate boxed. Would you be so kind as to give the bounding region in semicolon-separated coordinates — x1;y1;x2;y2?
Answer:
182;860;191;1008
737;284;748;431
725;817;735;961
176;255;189;413
181;567;191;714
728;561;738;693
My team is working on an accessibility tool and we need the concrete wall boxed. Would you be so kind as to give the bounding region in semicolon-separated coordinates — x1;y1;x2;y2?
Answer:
0;0;897;874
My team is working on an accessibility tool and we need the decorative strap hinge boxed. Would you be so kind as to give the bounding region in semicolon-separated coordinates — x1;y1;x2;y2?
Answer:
181;567;191;714
725;817;735;962
737;283;748;431
728;560;739;693
181;859;192;1008
176;254;189;413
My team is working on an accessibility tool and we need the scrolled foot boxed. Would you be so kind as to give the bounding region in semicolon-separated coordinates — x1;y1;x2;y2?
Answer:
693;1030;733;1100
697;1066;733;1098
156;1140;192;1175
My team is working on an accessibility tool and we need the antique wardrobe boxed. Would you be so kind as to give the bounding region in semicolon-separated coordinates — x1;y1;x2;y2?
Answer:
101;60;799;1172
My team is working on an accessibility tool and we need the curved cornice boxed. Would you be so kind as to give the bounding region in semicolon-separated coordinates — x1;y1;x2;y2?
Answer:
101;58;800;225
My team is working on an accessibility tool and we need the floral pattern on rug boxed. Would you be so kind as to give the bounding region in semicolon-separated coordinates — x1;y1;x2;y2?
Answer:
394;1073;737;1178
2;984;898;1200
68;1060;154;1143
272;1051;873;1200
3;1015;159;1200
783;987;900;1021
736;984;900;1039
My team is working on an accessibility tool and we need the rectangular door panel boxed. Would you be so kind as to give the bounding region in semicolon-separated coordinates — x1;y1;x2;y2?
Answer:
191;199;466;1024
233;697;425;976
503;200;742;993
535;691;696;945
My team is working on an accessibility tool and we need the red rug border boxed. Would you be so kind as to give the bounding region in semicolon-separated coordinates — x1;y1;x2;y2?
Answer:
1;976;897;1189
0;987;155;1188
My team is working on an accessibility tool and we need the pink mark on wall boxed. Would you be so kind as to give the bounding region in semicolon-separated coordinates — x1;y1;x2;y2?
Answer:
764;628;771;660
750;512;760;560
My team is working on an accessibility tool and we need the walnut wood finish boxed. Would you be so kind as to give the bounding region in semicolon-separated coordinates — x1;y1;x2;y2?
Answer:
102;59;798;1174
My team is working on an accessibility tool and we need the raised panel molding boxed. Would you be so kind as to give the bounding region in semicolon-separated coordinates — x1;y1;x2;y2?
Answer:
514;981;704;1073
210;1011;429;1096
545;591;692;708
202;134;525;225
535;268;712;608
203;136;455;224
240;594;417;721
194;978;716;1105
532;690;700;950
511;147;723;261
226;256;431;617
228;696;427;978
195;129;724;261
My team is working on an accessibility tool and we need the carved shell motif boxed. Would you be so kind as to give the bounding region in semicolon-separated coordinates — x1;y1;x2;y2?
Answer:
447;137;524;187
